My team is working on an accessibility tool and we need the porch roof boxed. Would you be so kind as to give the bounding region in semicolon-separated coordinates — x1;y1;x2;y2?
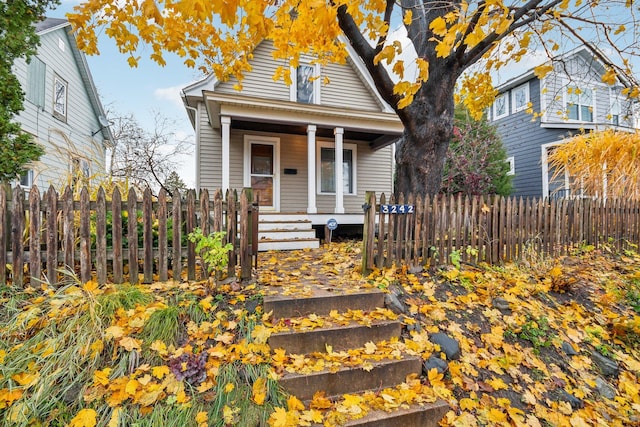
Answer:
201;91;404;149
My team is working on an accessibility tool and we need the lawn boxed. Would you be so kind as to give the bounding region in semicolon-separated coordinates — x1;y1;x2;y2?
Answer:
1;242;639;426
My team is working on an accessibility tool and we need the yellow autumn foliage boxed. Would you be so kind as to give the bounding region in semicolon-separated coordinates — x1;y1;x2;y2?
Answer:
67;0;640;116
548;129;640;199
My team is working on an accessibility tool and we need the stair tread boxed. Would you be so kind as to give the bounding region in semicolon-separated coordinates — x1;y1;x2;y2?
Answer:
280;355;421;379
270;318;400;336
340;401;450;427
259;237;320;242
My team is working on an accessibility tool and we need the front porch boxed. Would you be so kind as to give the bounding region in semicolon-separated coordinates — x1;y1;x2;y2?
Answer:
200;91;403;219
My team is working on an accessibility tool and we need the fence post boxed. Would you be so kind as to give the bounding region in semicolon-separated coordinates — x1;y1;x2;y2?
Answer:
240;188;254;281
376;193;386;269
96;187;107;284
172;190;182;281
0;185;7;285
12;186;25;287
227;190;238;277
29;186;41;284
112;188;123;284
362;191;376;275
186;189;196;281
80;187;91;284
127;187;139;284
199;188;211;280
62;186;74;271
143;187;153;284
158;188;168;282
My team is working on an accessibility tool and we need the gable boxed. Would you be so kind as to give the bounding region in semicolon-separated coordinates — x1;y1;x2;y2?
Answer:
541;52;633;127
13;21;110;187
214;40;384;112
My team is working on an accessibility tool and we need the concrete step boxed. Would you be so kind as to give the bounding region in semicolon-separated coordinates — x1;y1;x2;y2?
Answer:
259;220;313;231
341;402;450;427
279;356;422;401
268;320;401;354
258;238;320;251
264;288;385;320
260;213;311;222
259;229;317;240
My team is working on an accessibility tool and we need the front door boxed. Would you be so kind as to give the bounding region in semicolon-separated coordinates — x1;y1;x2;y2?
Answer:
244;136;280;211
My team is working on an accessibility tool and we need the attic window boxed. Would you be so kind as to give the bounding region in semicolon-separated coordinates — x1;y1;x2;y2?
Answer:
290;63;320;104
58;37;65;51
493;93;508;120
512;83;529;113
566;86;593;122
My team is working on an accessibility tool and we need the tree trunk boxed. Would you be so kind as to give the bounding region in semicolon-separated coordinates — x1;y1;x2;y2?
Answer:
394;75;457;197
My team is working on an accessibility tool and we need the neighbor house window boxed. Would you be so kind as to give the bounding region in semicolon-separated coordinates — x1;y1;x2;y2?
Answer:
20;170;34;188
512;83;529;112
566;85;593;122
506;156;515;176
290;63;320;104
53;75;68;121
26;57;46;108
317;142;356;194
611;99;620;126
493;93;508;120
72;156;90;186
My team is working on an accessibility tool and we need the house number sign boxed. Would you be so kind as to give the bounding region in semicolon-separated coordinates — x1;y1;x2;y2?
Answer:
379;204;414;214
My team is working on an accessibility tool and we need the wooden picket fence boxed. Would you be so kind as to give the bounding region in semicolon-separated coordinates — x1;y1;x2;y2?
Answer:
0;185;259;287
362;191;640;272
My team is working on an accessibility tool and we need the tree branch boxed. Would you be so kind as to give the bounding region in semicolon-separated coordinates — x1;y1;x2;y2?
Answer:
460;0;561;68
335;4;402;115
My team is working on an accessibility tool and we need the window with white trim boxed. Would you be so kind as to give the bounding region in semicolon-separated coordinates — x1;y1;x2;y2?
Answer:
566;85;593;122
53;75;68;121
20;170;34;188
506;156;515;176
512;83;529;112
493;93;508;120
290;63;320;104
317;141;357;195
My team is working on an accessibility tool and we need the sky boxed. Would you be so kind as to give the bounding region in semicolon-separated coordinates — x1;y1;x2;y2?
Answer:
49;0;201;188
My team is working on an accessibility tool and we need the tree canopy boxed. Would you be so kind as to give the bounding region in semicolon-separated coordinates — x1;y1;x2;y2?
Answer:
0;0;58;183
69;0;640;195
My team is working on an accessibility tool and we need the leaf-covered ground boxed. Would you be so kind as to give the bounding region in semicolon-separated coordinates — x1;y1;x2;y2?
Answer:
1;242;639;426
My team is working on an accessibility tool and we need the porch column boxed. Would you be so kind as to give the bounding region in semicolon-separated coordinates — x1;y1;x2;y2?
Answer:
221;116;230;192
334;127;345;214
307;125;317;214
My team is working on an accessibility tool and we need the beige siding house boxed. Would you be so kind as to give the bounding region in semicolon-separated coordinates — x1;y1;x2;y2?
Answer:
182;40;402;249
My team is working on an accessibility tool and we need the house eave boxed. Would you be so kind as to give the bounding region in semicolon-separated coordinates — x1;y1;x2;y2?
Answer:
202;91;403;136
540;122;636;131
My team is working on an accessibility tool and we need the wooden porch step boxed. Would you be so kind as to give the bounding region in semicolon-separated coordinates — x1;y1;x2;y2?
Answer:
268;320;401;354
264;288;385;319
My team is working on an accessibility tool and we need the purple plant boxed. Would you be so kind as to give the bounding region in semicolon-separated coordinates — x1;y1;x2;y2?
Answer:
168;351;208;386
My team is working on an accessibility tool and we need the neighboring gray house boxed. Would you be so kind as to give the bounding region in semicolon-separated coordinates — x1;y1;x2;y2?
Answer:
13;17;113;189
182;39;403;250
490;47;636;198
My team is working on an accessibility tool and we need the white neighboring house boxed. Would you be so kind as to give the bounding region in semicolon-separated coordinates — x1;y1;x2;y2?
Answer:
182;39;403;250
13;17;113;190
